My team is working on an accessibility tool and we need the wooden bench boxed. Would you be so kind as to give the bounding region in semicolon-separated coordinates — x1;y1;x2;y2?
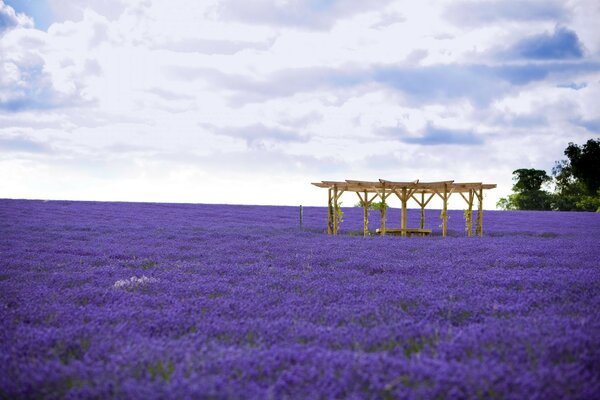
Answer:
375;228;432;237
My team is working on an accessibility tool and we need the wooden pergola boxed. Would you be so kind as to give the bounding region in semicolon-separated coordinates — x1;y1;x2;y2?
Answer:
312;179;496;237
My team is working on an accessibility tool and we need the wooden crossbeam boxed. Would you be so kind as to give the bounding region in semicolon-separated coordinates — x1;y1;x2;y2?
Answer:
411;193;423;207
356;191;364;203
377;189;392;199
321;180;347;186
423;193;435;207
433;188;454;201
407;188;417;199
412;180;454;189
345;180;382;188
379;179;419;189
412;190;435;206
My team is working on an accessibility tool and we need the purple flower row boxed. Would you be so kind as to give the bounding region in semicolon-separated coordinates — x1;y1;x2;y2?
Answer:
1;199;599;399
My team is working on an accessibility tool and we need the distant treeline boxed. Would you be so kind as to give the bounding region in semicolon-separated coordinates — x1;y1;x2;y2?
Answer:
497;138;600;212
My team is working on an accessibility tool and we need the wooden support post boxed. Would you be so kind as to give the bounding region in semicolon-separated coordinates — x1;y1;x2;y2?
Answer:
401;187;408;237
420;192;425;229
327;188;333;235
442;184;448;237
458;190;474;237
477;187;483;237
376;189;390;236
380;184;387;236
467;189;473;237
381;200;387;236
363;190;369;237
380;189;387;236
333;185;338;235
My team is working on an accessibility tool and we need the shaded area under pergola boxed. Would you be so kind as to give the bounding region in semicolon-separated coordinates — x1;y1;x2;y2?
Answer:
312;179;497;237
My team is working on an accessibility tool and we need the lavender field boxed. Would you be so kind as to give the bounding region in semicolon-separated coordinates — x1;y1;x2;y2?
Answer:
1;199;599;399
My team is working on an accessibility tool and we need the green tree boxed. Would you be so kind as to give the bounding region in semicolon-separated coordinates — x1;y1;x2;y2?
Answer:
564;138;600;195
498;138;600;212
496;168;553;210
553;138;600;211
496;196;517;210
552;160;587;210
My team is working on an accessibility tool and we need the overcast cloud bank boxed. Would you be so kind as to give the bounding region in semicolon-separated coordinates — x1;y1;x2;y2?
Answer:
1;0;599;208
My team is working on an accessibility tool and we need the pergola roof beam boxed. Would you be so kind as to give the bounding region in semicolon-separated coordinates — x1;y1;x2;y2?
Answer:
314;180;496;192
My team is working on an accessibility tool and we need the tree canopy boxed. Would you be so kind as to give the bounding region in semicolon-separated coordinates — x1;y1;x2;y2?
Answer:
497;169;553;211
564;139;600;194
498;138;600;212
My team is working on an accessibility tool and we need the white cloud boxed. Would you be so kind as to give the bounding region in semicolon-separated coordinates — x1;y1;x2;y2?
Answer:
216;0;393;30
0;0;599;209
0;1;33;33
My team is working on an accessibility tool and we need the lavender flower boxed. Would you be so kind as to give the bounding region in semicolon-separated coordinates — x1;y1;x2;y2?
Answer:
0;199;599;399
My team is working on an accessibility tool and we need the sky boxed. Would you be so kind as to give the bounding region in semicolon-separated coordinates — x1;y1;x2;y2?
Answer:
1;0;599;209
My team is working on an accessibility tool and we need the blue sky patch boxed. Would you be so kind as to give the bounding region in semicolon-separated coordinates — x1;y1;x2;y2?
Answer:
402;125;484;146
557;82;587;90
505;27;584;60
445;0;566;26
4;0;53;30
0;136;50;153
572;118;600;133
379;124;484;146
